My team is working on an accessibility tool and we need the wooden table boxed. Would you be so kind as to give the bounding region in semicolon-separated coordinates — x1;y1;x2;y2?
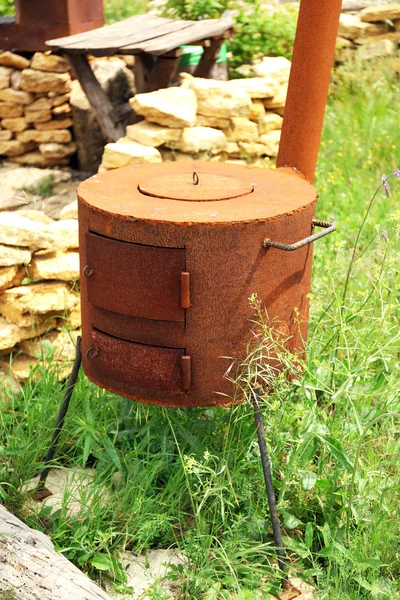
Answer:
46;13;234;142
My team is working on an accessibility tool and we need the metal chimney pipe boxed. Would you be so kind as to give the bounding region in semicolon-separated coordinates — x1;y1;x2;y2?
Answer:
276;0;342;183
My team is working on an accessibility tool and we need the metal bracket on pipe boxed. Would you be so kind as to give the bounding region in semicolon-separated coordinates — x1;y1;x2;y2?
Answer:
263;218;336;251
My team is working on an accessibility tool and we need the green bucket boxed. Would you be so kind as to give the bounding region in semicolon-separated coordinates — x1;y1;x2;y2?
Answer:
179;42;227;67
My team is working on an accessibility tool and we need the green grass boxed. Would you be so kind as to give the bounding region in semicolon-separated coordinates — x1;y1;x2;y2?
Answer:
1;60;400;599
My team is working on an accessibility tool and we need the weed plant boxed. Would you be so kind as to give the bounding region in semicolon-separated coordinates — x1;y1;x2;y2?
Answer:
22;175;56;199
1;61;400;599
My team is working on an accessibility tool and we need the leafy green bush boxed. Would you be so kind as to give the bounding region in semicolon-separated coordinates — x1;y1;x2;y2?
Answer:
0;0;15;17
164;0;298;74
228;2;298;73
104;0;148;24
164;0;230;20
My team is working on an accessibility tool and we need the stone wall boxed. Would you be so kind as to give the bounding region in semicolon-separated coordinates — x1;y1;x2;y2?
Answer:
336;4;400;62
0;201;80;391
98;57;290;171
0;51;76;168
0;51;135;172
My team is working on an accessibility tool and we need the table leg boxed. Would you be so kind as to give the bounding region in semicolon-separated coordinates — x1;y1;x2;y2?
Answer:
144;49;183;92
134;54;156;94
193;37;225;78
67;53;126;142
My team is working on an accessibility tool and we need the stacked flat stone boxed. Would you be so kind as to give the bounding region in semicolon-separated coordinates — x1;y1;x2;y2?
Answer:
98;56;290;170
0;51;76;167
0;202;80;390
336;4;400;62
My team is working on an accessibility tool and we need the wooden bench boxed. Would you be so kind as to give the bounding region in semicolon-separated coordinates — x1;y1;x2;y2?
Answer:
46;13;234;142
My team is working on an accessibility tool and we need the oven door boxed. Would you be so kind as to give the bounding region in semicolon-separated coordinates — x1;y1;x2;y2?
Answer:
85;231;186;322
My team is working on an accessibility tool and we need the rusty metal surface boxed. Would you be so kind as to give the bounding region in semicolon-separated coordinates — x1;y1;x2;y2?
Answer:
85;231;186;322
88;329;186;393
277;0;342;182
78;161;318;408
78;162;316;225
91;307;186;348
0;0;104;51
68;1;104;25
263;218;336;251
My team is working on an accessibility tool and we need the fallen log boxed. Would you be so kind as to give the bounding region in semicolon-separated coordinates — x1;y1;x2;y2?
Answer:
0;503;113;600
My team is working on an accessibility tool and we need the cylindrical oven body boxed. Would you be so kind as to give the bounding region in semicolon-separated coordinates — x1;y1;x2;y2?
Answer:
77;162;317;407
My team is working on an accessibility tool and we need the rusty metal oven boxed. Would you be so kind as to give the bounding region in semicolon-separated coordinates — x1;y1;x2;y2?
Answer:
77;162;332;407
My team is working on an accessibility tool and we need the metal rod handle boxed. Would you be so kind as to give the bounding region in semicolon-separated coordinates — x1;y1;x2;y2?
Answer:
263;218;336;251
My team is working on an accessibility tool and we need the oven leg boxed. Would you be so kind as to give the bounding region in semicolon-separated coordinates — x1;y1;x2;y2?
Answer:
37;336;82;487
252;386;288;588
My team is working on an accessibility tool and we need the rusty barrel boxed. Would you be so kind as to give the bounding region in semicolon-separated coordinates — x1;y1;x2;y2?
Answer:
77;161;318;407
